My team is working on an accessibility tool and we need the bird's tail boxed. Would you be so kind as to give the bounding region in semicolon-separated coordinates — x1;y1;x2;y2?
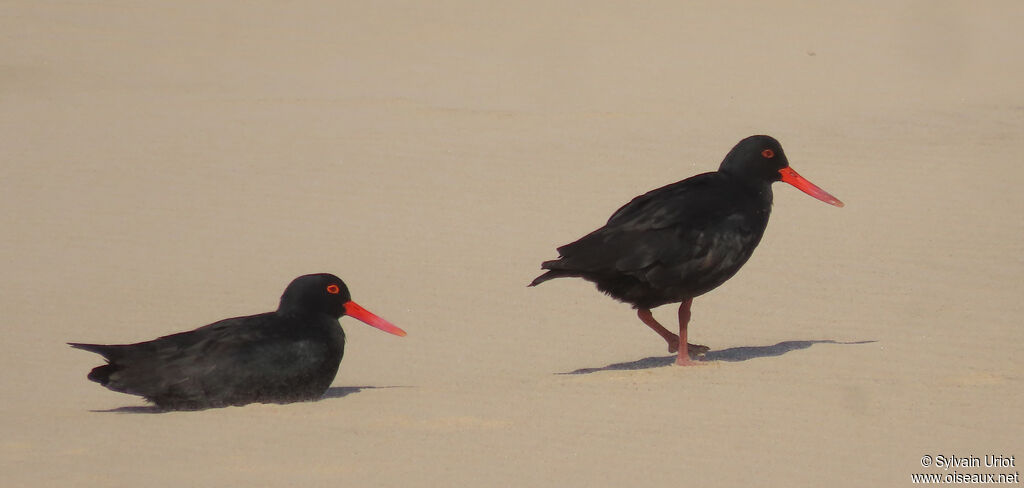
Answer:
68;342;123;386
528;272;556;287
69;342;118;358
528;262;579;287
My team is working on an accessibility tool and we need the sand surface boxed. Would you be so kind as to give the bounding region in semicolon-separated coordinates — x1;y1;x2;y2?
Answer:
2;1;1021;486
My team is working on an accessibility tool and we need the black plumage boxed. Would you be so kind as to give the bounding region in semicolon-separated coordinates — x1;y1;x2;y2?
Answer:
70;273;406;410
530;135;842;365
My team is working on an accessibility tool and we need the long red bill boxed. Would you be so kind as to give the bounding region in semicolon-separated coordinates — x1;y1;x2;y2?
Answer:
343;301;407;337
778;167;844;207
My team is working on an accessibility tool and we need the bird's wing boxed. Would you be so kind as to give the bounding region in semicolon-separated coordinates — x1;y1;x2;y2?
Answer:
552;174;737;275
73;313;335;405
604;173;720;229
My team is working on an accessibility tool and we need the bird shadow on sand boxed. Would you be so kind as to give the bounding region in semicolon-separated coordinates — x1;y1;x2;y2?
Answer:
89;385;410;413
559;339;878;375
90;405;166;414
321;385;411;400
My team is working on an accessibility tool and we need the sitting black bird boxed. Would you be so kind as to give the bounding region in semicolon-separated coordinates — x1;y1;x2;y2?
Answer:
70;273;406;410
530;135;843;365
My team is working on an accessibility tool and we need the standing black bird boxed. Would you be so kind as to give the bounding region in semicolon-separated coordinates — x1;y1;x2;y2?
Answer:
529;135;843;365
70;273;406;410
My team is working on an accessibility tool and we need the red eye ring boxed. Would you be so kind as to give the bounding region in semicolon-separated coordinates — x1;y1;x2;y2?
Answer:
326;284;340;294
761;149;775;158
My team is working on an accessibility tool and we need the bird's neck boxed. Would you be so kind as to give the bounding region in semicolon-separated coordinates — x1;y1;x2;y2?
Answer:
275;306;340;323
722;171;774;206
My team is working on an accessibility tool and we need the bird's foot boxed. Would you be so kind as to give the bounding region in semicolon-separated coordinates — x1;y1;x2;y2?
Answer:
665;338;709;358
674;343;711;366
688;343;710;357
674;355;708;367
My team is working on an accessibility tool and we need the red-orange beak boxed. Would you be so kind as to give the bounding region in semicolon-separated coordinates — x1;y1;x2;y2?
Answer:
343;301;407;337
778;167;844;207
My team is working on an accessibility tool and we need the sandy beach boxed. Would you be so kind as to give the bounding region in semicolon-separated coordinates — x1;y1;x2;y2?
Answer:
2;1;1021;486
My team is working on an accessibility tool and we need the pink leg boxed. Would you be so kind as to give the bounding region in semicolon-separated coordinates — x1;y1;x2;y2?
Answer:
675;298;708;366
637;309;679;353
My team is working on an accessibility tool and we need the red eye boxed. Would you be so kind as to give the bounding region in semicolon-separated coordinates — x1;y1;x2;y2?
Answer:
326;284;340;294
761;149;775;158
